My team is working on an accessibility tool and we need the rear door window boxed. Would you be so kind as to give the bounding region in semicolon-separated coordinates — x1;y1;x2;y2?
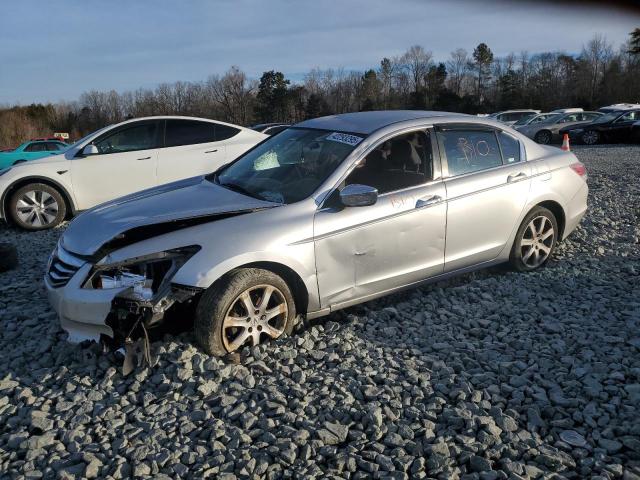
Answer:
215;123;241;141
44;142;62;151
437;129;502;176
165;119;216;147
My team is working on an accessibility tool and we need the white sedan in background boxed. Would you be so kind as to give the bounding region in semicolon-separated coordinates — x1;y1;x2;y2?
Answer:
0;116;267;230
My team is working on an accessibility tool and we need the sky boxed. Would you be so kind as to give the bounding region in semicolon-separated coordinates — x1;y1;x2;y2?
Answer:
0;0;637;105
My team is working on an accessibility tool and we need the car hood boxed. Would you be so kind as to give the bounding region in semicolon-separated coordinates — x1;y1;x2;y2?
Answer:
61;176;280;257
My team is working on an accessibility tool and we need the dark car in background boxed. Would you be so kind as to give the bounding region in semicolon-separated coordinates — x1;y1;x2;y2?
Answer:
250;123;290;135
516;111;602;144
560;109;640;145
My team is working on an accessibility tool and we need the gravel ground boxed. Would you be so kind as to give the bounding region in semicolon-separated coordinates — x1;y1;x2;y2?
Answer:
0;145;639;480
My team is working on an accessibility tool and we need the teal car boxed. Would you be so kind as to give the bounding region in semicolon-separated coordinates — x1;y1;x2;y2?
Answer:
0;140;68;168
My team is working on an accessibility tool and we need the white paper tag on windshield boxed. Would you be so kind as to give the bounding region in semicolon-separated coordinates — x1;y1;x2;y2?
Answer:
326;132;363;146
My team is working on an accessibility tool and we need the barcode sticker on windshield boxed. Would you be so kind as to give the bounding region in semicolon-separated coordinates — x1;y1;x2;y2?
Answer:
326;132;363;146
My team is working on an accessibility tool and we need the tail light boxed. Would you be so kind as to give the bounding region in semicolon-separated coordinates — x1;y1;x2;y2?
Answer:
570;162;587;178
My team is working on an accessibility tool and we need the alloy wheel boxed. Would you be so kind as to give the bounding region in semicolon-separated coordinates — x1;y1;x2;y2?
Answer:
582;130;598;145
536;131;551;145
520;215;555;268
222;284;288;352
15;190;59;228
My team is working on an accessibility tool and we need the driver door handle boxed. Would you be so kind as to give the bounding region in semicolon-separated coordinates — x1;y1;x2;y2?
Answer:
137;156;151;161
507;172;527;183
205;149;218;154
416;195;443;208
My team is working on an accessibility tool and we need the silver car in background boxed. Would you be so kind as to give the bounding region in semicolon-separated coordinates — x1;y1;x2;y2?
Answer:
516;111;603;144
45;111;588;356
487;109;541;126
512;112;560;129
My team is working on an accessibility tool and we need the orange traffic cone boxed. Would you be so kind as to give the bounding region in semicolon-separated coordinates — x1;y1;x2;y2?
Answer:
561;133;570;152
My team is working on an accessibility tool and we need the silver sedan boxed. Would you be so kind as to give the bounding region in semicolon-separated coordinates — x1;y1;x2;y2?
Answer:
46;111;588;356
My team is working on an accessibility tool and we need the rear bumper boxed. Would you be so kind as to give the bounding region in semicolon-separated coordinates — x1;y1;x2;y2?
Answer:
563;181;588;240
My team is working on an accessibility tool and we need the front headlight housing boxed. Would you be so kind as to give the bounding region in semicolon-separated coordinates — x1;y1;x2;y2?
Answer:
83;246;200;299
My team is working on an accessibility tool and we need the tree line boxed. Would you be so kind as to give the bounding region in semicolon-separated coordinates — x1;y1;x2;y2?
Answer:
1;30;639;148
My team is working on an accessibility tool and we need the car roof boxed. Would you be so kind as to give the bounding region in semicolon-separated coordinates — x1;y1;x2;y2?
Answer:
496;109;539;114
295;110;464;135
113;115;254;132
252;122;289;128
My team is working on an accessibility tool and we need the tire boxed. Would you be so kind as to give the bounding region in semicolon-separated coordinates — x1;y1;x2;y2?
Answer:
534;130;552;145
194;268;296;356
509;206;558;272
0;243;18;272
582;130;599;145
9;183;67;231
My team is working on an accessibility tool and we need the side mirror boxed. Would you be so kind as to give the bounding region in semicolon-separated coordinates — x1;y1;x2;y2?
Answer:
340;184;378;207
82;144;99;156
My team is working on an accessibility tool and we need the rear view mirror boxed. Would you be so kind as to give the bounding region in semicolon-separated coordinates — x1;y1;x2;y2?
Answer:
340;184;378;207
82;144;99;156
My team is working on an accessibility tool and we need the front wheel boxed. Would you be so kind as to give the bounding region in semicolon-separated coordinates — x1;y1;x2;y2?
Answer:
510;207;558;272
582;130;600;145
9;183;66;230
194;268;296;356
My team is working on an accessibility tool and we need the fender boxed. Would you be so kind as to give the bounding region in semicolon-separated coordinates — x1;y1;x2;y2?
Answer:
173;249;321;313
1;175;79;221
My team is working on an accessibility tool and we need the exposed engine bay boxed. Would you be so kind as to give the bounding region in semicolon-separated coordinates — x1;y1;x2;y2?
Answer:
81;246;203;374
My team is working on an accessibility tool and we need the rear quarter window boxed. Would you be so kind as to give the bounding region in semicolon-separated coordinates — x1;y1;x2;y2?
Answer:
497;131;521;164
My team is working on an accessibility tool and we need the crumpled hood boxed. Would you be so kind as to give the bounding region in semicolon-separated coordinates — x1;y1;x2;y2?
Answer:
61;176;279;256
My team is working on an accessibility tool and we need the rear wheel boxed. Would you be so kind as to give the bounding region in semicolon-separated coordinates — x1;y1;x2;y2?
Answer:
510;207;558;272
534;130;552;145
194;268;296;356
9;183;66;230
582;130;599;145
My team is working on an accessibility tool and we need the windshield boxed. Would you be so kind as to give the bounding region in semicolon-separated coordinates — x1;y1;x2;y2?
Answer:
214;128;363;204
537;113;562;124
66;126;111;151
513;114;537;126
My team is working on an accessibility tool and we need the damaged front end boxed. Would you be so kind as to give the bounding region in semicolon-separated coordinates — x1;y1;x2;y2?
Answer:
82;246;203;373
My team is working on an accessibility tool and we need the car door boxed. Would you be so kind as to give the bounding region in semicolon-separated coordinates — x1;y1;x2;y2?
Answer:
314;128;447;308
436;125;532;272
156;119;234;185
606;111;639;141
70;120;160;209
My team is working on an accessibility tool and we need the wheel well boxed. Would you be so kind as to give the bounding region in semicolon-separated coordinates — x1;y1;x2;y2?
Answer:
2;177;74;222
536;200;566;240
237;261;309;315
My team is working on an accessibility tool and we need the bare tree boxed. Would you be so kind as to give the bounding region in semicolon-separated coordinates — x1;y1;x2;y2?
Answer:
446;48;469;96
581;34;613;106
401;45;433;93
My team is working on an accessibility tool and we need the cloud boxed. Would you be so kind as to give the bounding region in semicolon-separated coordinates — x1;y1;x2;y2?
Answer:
0;0;636;103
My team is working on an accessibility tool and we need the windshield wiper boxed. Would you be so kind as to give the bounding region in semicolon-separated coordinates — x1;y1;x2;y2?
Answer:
219;180;264;201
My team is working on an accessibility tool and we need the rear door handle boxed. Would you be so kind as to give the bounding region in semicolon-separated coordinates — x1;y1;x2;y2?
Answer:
205;149;218;153
416;195;443;208
507;172;527;183
137;156;151;161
